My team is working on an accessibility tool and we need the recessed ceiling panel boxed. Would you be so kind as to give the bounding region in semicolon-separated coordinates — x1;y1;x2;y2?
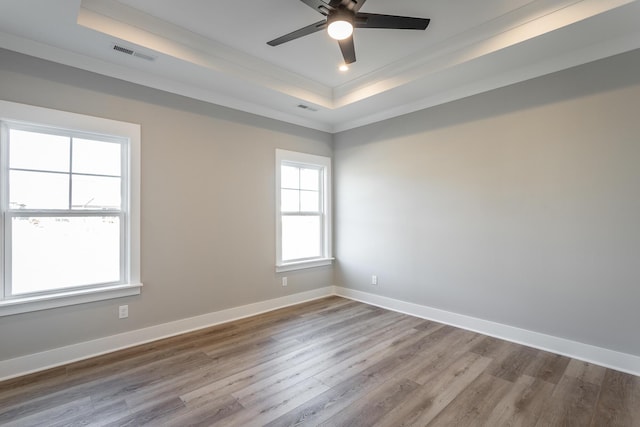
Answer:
115;0;536;86
0;0;638;132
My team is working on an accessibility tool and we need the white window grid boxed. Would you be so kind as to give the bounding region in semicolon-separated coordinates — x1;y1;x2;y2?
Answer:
0;121;130;300
280;162;325;262
275;149;332;271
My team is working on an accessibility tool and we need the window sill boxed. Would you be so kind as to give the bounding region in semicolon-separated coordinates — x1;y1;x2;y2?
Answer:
276;258;334;273
0;283;143;317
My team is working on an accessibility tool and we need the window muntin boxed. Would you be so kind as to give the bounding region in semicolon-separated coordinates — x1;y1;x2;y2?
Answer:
280;163;323;262
2;123;127;299
276;150;332;271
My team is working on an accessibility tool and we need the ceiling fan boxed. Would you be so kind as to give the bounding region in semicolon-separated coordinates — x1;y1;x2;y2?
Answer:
267;0;430;65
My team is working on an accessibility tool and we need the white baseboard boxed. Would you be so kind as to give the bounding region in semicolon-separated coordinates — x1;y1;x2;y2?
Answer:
0;286;334;382
334;286;640;377
3;285;638;382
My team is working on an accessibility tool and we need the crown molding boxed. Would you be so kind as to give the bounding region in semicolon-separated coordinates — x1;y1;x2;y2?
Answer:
0;31;333;132
332;0;637;107
78;0;333;108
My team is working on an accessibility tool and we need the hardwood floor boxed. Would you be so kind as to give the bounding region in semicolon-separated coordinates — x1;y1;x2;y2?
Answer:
1;296;639;426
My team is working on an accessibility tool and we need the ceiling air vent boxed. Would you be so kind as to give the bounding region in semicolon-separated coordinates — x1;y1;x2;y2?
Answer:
112;44;156;62
297;104;318;112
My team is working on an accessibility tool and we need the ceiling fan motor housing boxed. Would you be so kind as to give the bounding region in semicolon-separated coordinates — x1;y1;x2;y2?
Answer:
328;8;355;24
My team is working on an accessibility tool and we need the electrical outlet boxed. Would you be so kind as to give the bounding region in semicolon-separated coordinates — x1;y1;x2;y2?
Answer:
282;277;288;287
118;305;129;319
371;275;378;286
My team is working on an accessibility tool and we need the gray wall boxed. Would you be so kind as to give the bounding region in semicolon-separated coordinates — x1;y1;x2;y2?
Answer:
0;48;333;361
3;45;639;363
334;49;640;356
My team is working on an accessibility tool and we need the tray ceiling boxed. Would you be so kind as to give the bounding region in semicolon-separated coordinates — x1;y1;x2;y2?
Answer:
0;0;639;132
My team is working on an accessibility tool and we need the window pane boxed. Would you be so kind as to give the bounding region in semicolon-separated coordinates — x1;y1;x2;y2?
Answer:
300;168;319;191
10;170;69;209
11;216;121;295
281;189;299;212
73;139;121;176
10;129;70;172
300;190;320;212
282;215;321;261
72;175;121;210
281;165;299;189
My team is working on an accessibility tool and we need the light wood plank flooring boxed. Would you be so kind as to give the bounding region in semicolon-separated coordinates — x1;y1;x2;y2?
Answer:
1;296;639;426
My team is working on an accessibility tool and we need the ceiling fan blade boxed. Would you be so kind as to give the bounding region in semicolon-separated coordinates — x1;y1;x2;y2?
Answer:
338;36;356;64
267;20;327;46
355;13;430;30
299;0;335;16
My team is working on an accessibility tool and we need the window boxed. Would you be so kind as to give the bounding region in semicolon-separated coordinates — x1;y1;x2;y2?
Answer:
0;100;141;316
276;149;332;272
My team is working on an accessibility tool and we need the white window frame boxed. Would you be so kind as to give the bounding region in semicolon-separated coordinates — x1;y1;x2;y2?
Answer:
0;100;142;316
275;149;333;272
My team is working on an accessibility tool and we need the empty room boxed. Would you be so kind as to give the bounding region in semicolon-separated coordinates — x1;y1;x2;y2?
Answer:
1;0;639;425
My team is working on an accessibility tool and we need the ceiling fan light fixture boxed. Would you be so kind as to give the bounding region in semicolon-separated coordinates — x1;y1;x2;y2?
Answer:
266;1;431;66
327;16;353;40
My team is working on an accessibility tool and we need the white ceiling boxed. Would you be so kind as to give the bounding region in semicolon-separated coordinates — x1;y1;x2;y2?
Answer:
0;0;639;132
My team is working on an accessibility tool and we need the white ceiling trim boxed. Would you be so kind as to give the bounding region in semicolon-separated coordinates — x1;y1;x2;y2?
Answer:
333;30;640;132
332;0;638;107
78;0;333;108
0;30;333;132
